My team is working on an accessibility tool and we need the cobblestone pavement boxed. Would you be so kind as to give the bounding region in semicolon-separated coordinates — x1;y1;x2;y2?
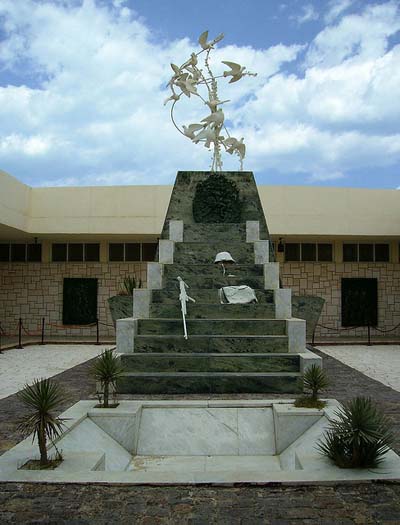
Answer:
0;347;399;524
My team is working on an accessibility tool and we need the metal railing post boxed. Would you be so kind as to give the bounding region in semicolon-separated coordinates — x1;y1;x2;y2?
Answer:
41;317;45;345
367;324;371;346
18;318;23;349
96;318;100;345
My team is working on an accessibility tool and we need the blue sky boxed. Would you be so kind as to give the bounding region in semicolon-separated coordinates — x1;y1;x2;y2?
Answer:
0;0;399;188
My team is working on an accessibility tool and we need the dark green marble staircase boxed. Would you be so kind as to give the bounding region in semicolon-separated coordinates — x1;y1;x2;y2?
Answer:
116;171;313;394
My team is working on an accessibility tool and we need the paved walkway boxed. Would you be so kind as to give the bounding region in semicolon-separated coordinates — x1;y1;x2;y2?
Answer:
316;345;400;392
0;344;113;399
0;347;399;523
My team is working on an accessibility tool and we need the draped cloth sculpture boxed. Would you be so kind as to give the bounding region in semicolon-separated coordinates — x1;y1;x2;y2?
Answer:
165;31;257;172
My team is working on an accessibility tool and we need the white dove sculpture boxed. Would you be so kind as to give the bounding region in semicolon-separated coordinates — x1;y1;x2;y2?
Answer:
206;98;230;110
201;108;225;127
192;127;218;149
224;137;246;158
222;61;247;83
182;124;204;139
198;30;224;50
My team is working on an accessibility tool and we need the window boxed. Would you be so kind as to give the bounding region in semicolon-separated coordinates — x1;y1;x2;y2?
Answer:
52;243;67;262
85;243;100;262
0;243;42;262
285;243;300;261
0;244;10;262
27;244;42;262
142;243;158;261
301;243;317;262
109;243;124;261
68;243;84;262
11;244;26;262
285;242;333;262
359;244;373;262
125;243;141;261
109;242;158;262
375;244;390;262
52;243;100;262
318;244;333;262
343;243;390;263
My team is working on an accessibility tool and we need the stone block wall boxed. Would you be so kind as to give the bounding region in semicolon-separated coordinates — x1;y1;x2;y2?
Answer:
0;262;147;339
1;261;399;342
281;262;400;340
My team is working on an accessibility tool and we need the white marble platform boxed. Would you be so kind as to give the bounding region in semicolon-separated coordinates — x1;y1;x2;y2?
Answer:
1;399;400;484
137;407;275;456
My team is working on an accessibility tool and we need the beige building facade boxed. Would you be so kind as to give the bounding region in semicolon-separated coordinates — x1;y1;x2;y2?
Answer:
1;169;399;341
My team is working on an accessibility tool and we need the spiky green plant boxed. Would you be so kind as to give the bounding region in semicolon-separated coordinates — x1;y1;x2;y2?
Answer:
318;397;394;468
17;378;65;466
91;349;124;408
303;364;329;401
118;275;142;296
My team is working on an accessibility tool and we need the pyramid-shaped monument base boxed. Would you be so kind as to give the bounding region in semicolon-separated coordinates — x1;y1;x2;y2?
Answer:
116;171;322;394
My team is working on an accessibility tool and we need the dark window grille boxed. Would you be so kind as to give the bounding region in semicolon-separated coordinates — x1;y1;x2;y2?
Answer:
301;243;317;262
375;244;389;262
52;243;67;262
27;244;42;262
11;244;26;262
0;244;10;262
85;243;100;262
285;243;301;261
142;243;158;261
109;243;124;261
317;244;333;262
125;243;141;261
68;243;84;262
343;244;358;262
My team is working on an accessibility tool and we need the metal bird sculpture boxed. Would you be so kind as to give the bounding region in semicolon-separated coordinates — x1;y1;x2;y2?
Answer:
164;30;257;171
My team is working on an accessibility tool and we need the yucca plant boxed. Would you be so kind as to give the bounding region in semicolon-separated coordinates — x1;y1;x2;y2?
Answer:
318;397;394;468
91;349;124;408
304;364;329;400
295;364;329;409
118;275;142;296
17;378;65;467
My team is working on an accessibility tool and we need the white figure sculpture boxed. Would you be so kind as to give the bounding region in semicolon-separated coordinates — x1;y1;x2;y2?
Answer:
165;31;257;172
177;276;196;339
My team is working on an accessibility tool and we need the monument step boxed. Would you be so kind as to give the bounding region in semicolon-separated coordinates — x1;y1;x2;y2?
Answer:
117;372;302;394
174;242;254;264
133;334;289;353
183;223;247;242
163;275;265;290
151;288;274;304
137;318;286;336
163;263;264;278
150;303;275;319
120;352;299;373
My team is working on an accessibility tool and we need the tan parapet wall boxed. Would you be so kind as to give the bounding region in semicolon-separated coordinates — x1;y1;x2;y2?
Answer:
0;261;147;339
281;262;400;341
1;170;400;238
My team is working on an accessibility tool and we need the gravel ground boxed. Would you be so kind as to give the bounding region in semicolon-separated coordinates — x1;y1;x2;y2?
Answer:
0;344;113;399
0;346;399;524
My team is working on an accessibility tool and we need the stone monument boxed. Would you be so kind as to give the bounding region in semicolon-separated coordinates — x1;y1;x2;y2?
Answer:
115;32;322;394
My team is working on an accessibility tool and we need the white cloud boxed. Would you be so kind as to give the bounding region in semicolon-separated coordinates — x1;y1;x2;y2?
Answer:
324;0;354;24
0;0;399;186
306;2;400;67
293;4;319;25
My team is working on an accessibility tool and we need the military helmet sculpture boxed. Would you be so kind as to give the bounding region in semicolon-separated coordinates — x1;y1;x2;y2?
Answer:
165;31;257;172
